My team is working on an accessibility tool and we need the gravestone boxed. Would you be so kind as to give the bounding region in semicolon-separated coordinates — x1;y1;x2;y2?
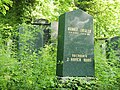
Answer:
32;19;51;45
106;36;120;59
51;22;58;39
56;9;94;77
18;19;51;55
95;38;108;56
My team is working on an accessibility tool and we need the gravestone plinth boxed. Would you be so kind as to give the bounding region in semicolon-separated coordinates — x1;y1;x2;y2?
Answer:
56;9;94;77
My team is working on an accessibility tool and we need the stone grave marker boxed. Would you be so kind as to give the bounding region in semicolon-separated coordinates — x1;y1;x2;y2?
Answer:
106;36;120;59
18;19;51;55
56;9;94;77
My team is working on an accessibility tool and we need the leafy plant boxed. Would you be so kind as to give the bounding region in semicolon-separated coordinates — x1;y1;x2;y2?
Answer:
0;0;13;15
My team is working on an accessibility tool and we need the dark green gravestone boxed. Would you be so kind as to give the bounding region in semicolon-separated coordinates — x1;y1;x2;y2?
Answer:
56;9;94;77
106;36;120;59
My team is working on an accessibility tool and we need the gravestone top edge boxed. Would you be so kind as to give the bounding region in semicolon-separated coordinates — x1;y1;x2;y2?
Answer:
60;9;93;18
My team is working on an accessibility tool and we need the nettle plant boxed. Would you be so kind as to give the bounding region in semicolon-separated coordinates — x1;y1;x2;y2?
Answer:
18;23;43;60
94;39;120;90
15;23;57;89
0;23;57;89
106;37;120;67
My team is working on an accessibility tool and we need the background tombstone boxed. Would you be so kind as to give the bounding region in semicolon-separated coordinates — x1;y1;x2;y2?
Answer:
56;9;94;77
106;36;120;59
32;19;51;45
18;19;51;58
95;38;108;56
51;22;58;39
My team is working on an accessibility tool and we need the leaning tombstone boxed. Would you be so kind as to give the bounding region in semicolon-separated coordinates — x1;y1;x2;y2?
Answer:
56;9;94;77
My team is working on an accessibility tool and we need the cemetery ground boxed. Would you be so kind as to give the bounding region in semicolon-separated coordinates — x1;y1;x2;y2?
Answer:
0;23;120;90
0;37;120;90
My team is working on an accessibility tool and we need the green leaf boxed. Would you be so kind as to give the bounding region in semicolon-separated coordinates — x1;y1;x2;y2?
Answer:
2;9;6;15
3;4;9;10
3;0;10;4
0;0;2;6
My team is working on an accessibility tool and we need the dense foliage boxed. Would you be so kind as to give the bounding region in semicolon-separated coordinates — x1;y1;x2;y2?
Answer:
76;0;120;38
0;0;13;15
0;0;120;89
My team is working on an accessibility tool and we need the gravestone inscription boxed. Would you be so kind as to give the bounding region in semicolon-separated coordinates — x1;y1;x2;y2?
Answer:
56;9;94;77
